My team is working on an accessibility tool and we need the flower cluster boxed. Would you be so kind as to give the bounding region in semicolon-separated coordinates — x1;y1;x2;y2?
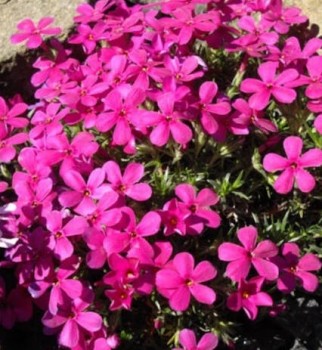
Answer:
0;0;321;349
218;226;321;319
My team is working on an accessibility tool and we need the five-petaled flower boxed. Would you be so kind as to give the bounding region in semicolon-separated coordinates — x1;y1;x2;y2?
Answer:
263;136;322;194
11;17;61;49
227;276;273;320
218;226;279;281
241;61;298;110
156;252;216;311
273;243;321;293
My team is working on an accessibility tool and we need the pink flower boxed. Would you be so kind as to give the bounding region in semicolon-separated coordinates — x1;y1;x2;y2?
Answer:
35;75;77;102
28;256;84;315
104;282;134;311
74;0;113;24
15;178;55;222
240;61;298;110
237;16;278;45
92;334;120;350
75;191;122;229
106;12;143;42
31;40;76;87
274;243;321;293
83;228;109;269
156;252;216;311
30;103;68;139
0;97;28;133
59;168;109;209
163;7;220;45
128;49;167;90
160;198;191;236
263;2;307;34
59;75;109;107
230;34;267;58
13;148;51;189
232;98;277;134
69;22;109;53
7;227;54;284
174;329;218;350
267;36;303;66
37;131;98;173
263;136;322;194
0;128;28;163
42;297;102;349
142;92;193;147
103;254;140;287
164;56;204;87
96;86;145;147
104;55;130;88
218;226;278;281
112;207;161;255
299;56;322;99
45;210;88;260
103;161;152;201
159;0;212;14
103;253;152;308
197;81;231;135
175;183;221;229
227;276;273;320
11;17;61;49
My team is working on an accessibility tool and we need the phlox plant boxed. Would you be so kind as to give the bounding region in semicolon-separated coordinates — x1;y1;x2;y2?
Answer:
0;0;321;349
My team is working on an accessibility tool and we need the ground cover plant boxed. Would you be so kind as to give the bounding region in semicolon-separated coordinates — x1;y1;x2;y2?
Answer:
0;0;321;349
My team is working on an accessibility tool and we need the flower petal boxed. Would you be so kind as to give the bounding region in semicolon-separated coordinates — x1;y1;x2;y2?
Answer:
197;188;219;206
295;168;316;193
192;261;217;283
218;243;246;261
237;226;258;251
175;183;196;204
170;121;192;145
173;252;195;279
253;240;278;258
296;271;319;292
123;163;144;185
283;136;302;160
226;259;251;282
299;149;322;167
252;257;279;280
76;311;102;332
258;61;278;82
249;292;273;306
169;285;190;311
179;329;197;349
298;254;321;271
273;168;294;194
198;333;219;350
59;319;79;348
272;86;296;104
156;269;182;290
227;292;242;311
249;89;271;111
137;211;161;236
199;81;217;103
104;161;122;184
190;284;216;304
277;271;296;293
263;153;289;172
125;183;152;201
